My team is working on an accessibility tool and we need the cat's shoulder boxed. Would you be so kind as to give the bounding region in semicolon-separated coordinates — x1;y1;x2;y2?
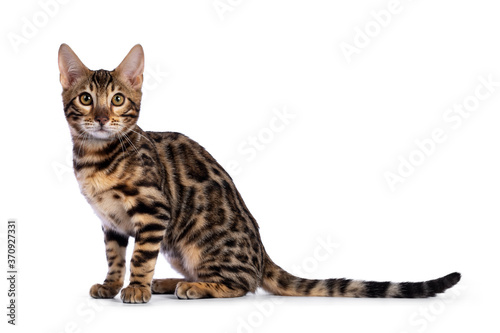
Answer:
144;130;218;164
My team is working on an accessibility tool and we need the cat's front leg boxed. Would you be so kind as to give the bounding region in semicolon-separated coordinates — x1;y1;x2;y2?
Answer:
90;228;128;299
120;213;168;304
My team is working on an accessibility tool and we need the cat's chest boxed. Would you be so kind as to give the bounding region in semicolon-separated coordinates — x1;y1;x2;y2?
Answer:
76;170;135;236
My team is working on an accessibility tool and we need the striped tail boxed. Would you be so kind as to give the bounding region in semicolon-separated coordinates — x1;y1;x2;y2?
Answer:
261;254;461;298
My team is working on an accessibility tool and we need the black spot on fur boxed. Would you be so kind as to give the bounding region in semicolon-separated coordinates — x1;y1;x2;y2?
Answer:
112;184;139;196
105;229;129;247
178;143;209;182
338;279;351;295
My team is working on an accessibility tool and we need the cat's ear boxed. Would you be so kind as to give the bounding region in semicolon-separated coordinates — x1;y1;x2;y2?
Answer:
58;44;89;90
115;44;144;90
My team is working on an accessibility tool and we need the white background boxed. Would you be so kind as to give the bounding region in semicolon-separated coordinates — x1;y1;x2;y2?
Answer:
1;0;499;332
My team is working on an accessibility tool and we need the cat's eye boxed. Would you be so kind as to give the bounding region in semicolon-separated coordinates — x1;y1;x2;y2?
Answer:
111;94;125;106
79;93;93;106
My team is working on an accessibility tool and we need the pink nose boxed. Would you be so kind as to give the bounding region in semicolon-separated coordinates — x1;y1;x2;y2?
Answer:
95;116;109;126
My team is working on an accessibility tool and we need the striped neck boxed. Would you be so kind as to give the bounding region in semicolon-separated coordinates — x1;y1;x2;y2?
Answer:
72;126;141;159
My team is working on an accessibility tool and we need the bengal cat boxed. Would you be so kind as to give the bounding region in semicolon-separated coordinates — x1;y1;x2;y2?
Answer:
58;44;461;303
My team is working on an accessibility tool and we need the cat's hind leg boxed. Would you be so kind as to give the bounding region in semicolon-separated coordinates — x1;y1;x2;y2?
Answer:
152;278;186;294
175;282;247;299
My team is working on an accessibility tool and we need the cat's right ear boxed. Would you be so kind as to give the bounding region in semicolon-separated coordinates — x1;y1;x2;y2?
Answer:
58;44;89;90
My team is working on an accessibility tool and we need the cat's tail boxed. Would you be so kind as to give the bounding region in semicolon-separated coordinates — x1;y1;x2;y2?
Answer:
261;253;461;298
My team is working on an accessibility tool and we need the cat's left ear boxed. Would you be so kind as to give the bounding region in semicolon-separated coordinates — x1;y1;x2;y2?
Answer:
115;44;144;90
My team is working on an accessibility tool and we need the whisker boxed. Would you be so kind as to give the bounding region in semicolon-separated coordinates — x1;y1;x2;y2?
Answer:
77;132;88;158
73;130;86;146
121;131;144;167
131;129;155;147
128;127;155;147
117;134;127;156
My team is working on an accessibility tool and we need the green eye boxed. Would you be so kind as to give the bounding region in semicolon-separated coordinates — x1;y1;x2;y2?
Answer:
112;94;125;106
79;93;93;106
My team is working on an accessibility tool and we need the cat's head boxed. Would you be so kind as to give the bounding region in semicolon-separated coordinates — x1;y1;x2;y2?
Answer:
58;44;144;142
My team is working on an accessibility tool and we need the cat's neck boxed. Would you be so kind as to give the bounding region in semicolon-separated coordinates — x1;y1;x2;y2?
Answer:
71;125;143;158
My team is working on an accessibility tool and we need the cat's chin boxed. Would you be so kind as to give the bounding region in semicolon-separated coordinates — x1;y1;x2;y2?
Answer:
89;129;115;141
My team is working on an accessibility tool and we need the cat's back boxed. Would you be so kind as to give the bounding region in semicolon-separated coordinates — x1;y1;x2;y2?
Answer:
146;130;236;207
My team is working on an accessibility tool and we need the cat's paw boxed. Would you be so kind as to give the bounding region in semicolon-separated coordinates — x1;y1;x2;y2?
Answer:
152;278;184;294
120;285;151;304
89;283;121;299
175;282;204;299
151;279;164;294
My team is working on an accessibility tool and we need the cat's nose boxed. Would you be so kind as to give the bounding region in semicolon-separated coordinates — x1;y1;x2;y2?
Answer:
95;116;109;126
